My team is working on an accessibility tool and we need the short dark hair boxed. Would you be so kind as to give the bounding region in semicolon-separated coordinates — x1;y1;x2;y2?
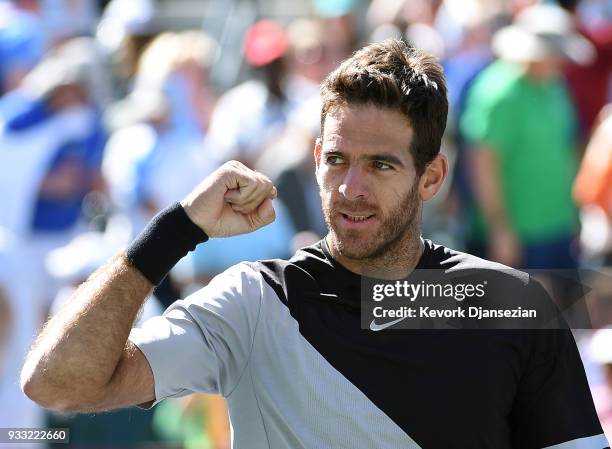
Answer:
320;39;448;175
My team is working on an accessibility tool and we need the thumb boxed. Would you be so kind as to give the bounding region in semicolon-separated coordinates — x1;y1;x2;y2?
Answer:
224;188;242;204
251;198;276;229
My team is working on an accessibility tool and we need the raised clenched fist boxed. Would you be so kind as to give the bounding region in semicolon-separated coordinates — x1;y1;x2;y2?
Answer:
180;160;277;238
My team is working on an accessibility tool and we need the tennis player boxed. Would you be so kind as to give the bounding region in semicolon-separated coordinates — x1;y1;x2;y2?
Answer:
21;40;608;448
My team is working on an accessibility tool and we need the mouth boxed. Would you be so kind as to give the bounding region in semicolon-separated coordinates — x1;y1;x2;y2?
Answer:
341;213;374;221
339;212;376;226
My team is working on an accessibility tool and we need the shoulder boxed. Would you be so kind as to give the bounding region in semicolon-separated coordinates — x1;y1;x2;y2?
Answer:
244;241;337;305
422;240;537;297
189;241;331;302
425;240;528;279
207;261;264;289
185;262;265;307
467;61;523;106
425;241;560;318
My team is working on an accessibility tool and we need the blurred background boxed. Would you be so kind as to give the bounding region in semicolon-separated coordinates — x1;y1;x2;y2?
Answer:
0;0;610;447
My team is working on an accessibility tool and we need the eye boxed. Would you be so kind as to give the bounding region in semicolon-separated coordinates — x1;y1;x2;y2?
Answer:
326;155;344;165
373;160;393;171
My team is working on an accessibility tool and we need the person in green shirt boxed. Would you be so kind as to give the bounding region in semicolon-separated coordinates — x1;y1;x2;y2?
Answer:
460;3;594;269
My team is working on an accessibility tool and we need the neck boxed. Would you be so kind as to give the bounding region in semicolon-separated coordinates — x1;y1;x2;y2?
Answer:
519;61;557;82
326;232;425;280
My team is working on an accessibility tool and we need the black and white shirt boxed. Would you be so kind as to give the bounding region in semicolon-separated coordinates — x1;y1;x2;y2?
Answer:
129;239;608;449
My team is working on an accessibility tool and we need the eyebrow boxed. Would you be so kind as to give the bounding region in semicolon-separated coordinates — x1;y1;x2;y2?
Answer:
322;149;405;167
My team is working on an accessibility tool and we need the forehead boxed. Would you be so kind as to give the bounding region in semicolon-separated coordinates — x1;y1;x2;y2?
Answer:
322;104;414;157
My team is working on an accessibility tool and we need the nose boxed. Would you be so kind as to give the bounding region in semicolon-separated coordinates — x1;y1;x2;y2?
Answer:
339;165;368;200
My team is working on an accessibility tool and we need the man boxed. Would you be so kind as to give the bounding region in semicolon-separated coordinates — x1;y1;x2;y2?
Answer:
460;3;593;268
560;0;612;141
203;20;294;168
21;40;608;448
0;38;108;344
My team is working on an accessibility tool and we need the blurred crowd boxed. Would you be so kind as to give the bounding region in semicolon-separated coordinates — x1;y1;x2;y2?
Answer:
0;0;610;447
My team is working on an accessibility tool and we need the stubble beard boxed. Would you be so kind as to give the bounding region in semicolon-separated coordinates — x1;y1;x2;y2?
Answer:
322;180;421;263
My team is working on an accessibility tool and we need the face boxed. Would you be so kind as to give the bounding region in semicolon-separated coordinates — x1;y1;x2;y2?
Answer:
48;84;88;111
526;55;565;80
315;104;421;260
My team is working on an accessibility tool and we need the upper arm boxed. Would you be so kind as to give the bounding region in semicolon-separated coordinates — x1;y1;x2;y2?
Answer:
460;83;514;155
54;340;155;414
467;146;505;212
128;263;262;406
96;341;156;411
469;144;498;174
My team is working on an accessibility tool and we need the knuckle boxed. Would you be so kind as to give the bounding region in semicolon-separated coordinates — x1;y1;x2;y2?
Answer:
257;176;272;191
223;160;245;173
227;159;243;168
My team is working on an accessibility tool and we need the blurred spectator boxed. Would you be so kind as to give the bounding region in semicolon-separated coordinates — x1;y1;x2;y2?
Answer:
573;105;612;263
0;0;45;94
441;2;505;114
0;37;108;233
405;22;445;59
273;137;327;238
313;0;362;65
461;3;593;269
367;0;438;31
285;18;334;89
137;30;217;134
366;0;407;30
434;0;508;55
251;17;327;235
103;31;218;232
0;37;108;310
442;3;505;249
265;96;326;240
40;0;99;45
103;30;219;308
560;0;612;141
204;20;299;167
254;17;328;177
96;0;157;98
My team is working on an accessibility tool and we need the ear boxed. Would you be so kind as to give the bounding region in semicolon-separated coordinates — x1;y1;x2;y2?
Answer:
418;154;448;202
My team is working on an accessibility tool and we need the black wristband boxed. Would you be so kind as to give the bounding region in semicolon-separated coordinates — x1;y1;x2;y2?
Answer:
126;202;209;285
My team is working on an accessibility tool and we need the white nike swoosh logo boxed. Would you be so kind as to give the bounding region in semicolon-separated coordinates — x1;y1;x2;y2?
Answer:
369;316;407;331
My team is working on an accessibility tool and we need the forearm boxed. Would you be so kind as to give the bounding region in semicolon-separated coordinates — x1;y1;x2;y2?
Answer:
21;253;152;408
470;147;510;229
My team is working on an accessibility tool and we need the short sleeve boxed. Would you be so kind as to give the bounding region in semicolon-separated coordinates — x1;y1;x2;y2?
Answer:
128;262;262;406
510;326;608;448
460;81;515;156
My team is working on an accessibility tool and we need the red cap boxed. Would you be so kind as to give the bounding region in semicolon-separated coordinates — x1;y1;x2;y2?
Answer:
243;20;288;67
